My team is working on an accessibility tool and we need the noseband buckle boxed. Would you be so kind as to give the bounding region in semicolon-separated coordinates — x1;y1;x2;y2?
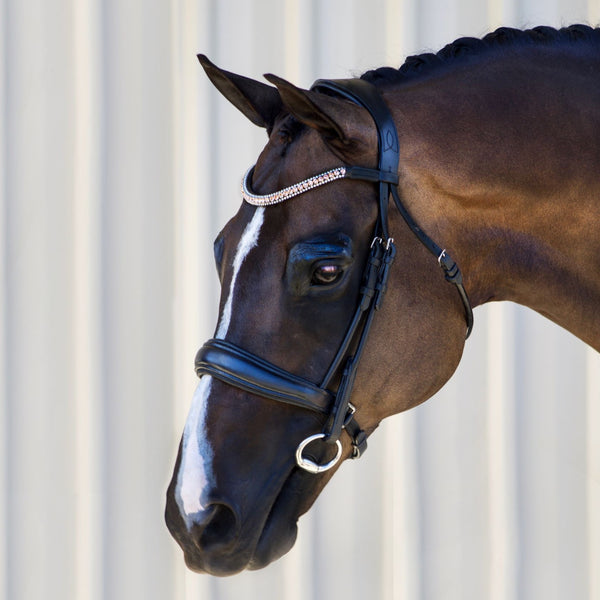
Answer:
343;402;356;427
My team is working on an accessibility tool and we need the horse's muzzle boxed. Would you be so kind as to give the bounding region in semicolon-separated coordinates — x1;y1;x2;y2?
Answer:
166;495;247;576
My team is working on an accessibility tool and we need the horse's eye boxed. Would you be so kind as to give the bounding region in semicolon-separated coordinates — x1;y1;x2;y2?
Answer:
278;127;292;144
287;236;353;296
312;264;343;285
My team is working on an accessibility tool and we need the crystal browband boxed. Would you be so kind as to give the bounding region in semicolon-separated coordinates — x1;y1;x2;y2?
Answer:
241;165;347;207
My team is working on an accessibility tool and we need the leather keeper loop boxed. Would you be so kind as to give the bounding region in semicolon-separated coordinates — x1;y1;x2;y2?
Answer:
323;356;358;443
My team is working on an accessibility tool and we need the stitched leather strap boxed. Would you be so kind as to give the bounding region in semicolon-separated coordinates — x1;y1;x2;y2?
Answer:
195;339;333;414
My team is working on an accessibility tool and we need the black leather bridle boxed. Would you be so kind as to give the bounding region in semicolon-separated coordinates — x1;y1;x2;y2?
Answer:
194;78;473;474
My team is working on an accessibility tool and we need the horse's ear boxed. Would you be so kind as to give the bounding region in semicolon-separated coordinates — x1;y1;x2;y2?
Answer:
198;55;282;131
263;73;374;156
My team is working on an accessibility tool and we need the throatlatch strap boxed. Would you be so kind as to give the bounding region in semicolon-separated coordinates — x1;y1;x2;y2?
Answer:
389;185;474;337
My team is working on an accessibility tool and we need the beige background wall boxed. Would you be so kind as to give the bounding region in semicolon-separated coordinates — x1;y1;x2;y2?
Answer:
1;0;599;598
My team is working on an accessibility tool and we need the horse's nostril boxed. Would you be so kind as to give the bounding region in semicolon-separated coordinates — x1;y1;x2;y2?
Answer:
194;502;240;552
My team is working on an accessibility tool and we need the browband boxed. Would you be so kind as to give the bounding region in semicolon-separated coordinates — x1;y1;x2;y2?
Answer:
241;164;399;207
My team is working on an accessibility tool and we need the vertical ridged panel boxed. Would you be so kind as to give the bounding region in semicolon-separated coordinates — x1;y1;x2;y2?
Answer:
73;0;104;597
0;2;598;599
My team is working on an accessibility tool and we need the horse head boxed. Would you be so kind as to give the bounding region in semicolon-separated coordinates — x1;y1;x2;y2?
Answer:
165;56;470;575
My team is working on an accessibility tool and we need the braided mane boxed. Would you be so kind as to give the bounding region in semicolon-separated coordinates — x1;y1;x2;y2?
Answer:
361;25;600;85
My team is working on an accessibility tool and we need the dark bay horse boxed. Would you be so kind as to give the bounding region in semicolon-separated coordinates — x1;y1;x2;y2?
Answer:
166;25;600;576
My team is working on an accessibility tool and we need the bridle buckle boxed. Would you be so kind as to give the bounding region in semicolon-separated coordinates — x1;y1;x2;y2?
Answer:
343;402;356;428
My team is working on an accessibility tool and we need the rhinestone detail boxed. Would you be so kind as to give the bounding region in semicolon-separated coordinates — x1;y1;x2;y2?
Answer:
241;165;347;207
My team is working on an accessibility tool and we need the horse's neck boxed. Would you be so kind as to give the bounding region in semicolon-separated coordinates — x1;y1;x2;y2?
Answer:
393;47;600;351
461;192;600;351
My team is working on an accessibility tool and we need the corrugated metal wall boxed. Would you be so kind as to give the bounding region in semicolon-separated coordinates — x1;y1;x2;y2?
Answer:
1;1;599;598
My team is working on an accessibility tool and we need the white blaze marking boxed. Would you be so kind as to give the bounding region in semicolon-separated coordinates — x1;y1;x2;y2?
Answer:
176;207;265;522
216;207;265;339
176;377;214;517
